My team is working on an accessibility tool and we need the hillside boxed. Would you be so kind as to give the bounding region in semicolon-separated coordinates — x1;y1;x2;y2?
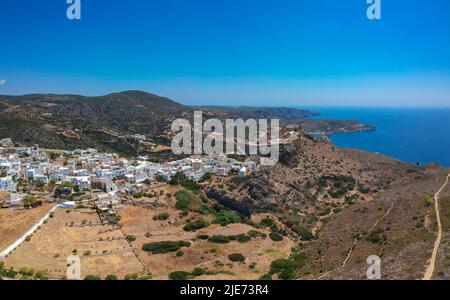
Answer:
0;91;366;156
205;130;450;279
0;91;188;155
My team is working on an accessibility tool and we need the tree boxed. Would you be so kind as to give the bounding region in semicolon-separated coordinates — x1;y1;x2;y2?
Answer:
269;232;283;242
183;220;210;232
228;253;246;263
84;275;101;280
169;271;190;280
153;212;170;221
125;235;136;242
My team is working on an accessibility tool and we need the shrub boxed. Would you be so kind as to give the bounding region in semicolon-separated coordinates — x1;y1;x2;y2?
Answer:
367;229;386;244
171;172;201;191
260;217;275;227
169;271;190;280
83;250;91;256
4;268;17;279
183;220;210;232
292;226;314;241
423;194;433;207
208;235;231;244
176;250;184;257
175;190;193;211
228;253;246;263
212;210;242;226
191;268;206;276
124;273;139;280
105;274;118;280
268;253;307;280
19;267;35;276
142;241;191;254
84;275;101;280
236;234;251;243
260;274;272;280
269;232;283;242
35;270;49;280
197;234;209;240
153;212;170;221
125;235;136;242
279;268;297;280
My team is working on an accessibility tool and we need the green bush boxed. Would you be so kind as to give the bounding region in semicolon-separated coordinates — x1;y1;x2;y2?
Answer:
171;172;201;191
35;270;49;280
260;217;275;227
153;212;170;221
236;234;251;243
367;229;386;244
125;235;136;242
268;253;307;280
191;268;206;276
105;274;118;280
176;250;184;257
19;267;35;276
84;275;101;280
292;226;314;241
175;190;193;211
212;210;242;226
124;273;139;280
208;235;231;244
169;271;190;280
260;274;272;280
196;234;209;240
4;268;17;279
423;194;433;207
228;253;246;263
142;240;191;254
183;220;210;232
269;232;284;242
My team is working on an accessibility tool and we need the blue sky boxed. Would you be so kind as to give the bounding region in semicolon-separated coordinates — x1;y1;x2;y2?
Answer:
0;0;449;106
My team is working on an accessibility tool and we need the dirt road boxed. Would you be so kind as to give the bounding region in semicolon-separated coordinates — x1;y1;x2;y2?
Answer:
423;173;449;280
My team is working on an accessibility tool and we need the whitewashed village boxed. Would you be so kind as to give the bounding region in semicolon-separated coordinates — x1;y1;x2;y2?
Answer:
1;137;299;281
0;137;256;217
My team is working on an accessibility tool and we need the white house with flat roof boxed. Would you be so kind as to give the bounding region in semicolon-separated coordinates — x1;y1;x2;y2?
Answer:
0;176;16;192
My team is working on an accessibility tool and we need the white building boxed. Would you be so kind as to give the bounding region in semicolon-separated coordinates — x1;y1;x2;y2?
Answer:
238;167;248;178
62;201;76;209
0;176;16;192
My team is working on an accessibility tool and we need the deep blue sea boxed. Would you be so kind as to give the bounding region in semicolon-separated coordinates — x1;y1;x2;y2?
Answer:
302;107;450;167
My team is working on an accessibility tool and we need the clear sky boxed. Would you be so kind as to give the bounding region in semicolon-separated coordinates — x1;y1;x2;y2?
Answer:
0;0;449;107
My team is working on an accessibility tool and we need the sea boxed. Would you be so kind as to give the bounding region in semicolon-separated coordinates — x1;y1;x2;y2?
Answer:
302;107;450;167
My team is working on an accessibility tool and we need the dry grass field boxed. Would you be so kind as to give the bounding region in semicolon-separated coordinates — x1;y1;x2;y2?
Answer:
1;184;297;280
0;204;53;251
117;204;295;280
2;208;144;279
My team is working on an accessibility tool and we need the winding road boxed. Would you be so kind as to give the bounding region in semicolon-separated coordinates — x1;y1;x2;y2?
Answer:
423;173;449;280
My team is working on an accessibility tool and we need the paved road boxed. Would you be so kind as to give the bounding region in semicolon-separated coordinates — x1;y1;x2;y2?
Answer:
423;173;449;280
0;204;60;259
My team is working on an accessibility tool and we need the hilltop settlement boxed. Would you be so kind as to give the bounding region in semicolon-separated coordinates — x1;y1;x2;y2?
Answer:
0;139;255;213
